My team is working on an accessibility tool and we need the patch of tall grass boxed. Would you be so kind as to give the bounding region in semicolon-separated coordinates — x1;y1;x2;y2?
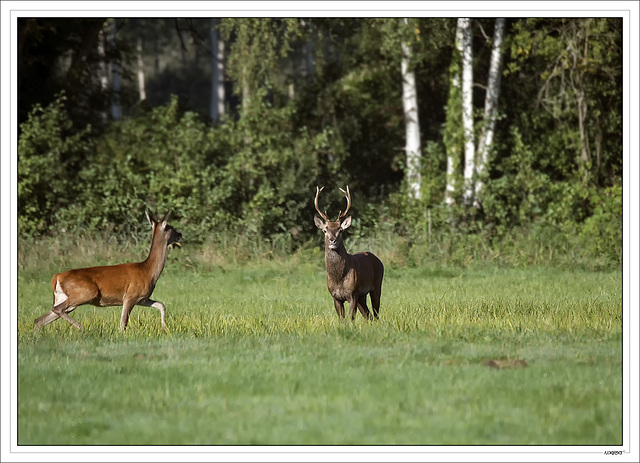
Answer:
18;206;621;284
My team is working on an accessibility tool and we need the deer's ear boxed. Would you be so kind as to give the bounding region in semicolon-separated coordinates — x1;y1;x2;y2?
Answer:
161;210;172;227
314;216;325;230
340;216;352;230
145;210;155;227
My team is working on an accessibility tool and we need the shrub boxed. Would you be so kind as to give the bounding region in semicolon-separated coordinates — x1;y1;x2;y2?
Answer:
18;92;92;237
17;95;621;270
24;95;337;247
579;183;622;263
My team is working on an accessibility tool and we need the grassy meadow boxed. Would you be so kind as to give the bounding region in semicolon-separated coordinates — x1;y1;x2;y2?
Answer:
16;237;622;446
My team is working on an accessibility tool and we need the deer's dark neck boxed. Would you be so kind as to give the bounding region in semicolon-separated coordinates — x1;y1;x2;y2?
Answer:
142;232;169;285
325;243;351;280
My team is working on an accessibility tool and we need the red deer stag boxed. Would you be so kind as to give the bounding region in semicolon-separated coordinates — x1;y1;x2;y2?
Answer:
314;186;384;320
34;211;182;332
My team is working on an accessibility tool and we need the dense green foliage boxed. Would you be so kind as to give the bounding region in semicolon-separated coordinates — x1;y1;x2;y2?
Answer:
17;18;622;267
18;248;621;445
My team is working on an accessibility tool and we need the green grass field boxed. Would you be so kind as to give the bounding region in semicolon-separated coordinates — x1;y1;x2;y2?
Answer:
17;246;622;446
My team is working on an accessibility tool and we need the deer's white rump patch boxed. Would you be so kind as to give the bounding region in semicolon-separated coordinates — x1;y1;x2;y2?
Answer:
54;280;68;306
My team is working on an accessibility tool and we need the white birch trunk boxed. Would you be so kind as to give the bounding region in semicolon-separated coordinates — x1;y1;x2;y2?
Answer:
401;19;422;200
474;18;505;207
445;148;457;207
445;71;460;208
136;37;146;101
458;18;474;206
97;28;109;92
96;27;109;122
210;18;225;123
288;54;296;100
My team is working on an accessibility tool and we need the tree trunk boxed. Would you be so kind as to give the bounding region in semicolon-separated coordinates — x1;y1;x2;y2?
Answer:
96;27;109;121
97;28;109;91
458;18;475;206
401;18;422;200
110;19;121;120
210;18;225;123
445;143;458;208
288;51;296;100
154;37;160;75
474;17;505;208
241;65;251;115
444;22;464;209
136;37;146;101
577;91;590;183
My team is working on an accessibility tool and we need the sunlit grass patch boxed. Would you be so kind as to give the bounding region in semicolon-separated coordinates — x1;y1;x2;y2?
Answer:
17;246;622;445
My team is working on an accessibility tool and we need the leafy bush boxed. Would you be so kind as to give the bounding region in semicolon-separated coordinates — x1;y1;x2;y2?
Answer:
18;92;92;237
18;94;621;270
579;183;622;263
20;95;337;248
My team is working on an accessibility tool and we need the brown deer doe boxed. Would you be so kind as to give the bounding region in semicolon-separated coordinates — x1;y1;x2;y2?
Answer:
34;211;182;332
314;186;384;320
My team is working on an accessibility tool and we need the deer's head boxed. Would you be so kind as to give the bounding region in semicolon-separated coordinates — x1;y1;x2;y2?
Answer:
313;186;352;251
146;210;182;248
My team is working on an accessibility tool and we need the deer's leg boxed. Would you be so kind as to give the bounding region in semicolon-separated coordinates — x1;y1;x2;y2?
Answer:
120;299;137;332
35;280;82;329
138;298;167;330
370;290;381;320
348;296;359;321
333;298;346;318
58;305;83;330
357;295;372;320
35;301;83;330
34;308;63;329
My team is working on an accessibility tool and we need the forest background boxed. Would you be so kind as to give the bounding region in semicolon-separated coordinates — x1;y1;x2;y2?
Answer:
16;16;623;268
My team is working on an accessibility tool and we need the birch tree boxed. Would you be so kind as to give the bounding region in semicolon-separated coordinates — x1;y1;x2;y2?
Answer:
474;18;505;207
458;18;475;206
136;37;146;101
401;18;422;200
96;26;110;121
210;18;225;123
446;18;506;211
444;20;464;208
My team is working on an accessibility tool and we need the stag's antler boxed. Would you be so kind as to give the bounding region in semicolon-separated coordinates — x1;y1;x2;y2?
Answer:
337;186;351;221
315;186;351;222
314;186;329;222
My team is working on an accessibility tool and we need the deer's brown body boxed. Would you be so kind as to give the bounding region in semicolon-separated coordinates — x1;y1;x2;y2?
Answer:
34;211;181;332
314;186;384;320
